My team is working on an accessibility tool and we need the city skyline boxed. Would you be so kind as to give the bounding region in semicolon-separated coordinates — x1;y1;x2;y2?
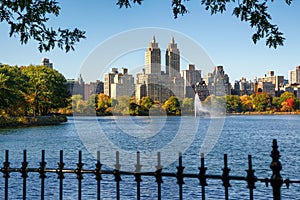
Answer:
1;1;300;83
67;35;298;102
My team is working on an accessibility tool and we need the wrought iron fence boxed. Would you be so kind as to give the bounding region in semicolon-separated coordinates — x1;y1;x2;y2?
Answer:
1;139;299;200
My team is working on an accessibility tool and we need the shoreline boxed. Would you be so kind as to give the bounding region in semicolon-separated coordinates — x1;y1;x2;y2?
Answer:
228;111;300;115
0;115;67;128
72;111;300;117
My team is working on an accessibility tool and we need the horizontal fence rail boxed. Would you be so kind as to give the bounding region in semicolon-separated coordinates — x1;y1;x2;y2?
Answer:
1;139;300;200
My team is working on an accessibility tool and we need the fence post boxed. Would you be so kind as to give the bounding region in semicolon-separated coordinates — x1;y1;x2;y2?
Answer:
270;139;283;200
56;150;65;200
76;151;84;200
176;152;185;200
114;151;121;200
246;155;256;200
2;150;10;200
134;151;142;200
222;154;231;200
21;149;28;200
95;151;102;200
39;150;46;200
155;152;163;200
199;153;207;200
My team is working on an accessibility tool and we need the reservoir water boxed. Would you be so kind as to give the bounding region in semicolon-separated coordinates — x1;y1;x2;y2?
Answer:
0;115;300;199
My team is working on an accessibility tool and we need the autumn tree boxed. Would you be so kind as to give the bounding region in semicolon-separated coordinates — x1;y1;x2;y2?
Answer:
281;98;294;112
240;94;253;112
278;92;295;112
139;96;153;110
96;93;114;116
251;93;272;112
279;91;295;103
163;96;181;115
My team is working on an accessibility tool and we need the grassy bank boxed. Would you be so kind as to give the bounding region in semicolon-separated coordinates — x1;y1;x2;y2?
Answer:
0;115;67;128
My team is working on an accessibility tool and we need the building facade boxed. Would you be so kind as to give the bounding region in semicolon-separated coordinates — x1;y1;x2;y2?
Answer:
41;58;53;69
66;74;85;98
181;64;202;98
232;77;254;96
203;66;231;96
104;68;119;97
289;66;300;84
257;70;284;96
110;68;135;99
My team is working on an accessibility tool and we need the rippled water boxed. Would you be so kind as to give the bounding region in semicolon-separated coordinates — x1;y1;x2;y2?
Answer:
0;115;300;199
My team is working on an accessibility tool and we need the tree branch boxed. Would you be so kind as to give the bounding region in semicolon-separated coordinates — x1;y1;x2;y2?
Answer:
0;0;85;52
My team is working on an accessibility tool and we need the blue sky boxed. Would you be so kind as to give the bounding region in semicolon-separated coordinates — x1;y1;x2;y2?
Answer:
1;0;299;83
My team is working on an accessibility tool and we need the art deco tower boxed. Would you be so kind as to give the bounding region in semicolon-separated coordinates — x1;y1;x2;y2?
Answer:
145;36;161;75
166;37;180;77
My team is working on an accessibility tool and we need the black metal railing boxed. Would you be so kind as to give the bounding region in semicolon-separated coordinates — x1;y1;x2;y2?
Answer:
1;139;300;200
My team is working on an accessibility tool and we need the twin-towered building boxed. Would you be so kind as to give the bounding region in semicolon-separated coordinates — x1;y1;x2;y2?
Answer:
104;36;231;102
135;36;185;102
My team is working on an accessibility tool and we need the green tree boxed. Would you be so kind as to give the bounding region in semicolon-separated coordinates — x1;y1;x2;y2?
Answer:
203;95;226;114
71;94;84;113
113;96;131;115
0;65;29;116
163;96;181;115
129;101;139;115
226;95;242;113
81;94;97;115
117;0;292;48
181;98;194;115
21;65;70;116
272;96;281;111
294;98;300;111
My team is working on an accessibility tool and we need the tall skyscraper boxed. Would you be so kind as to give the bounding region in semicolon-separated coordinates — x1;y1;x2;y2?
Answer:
145;36;161;75
166;37;180;77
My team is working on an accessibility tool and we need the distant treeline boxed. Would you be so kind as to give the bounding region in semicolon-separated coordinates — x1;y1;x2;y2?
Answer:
72;94;184;116
1;65;299;121
72;91;300;116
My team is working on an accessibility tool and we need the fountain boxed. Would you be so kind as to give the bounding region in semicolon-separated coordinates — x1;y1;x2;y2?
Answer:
194;93;209;117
